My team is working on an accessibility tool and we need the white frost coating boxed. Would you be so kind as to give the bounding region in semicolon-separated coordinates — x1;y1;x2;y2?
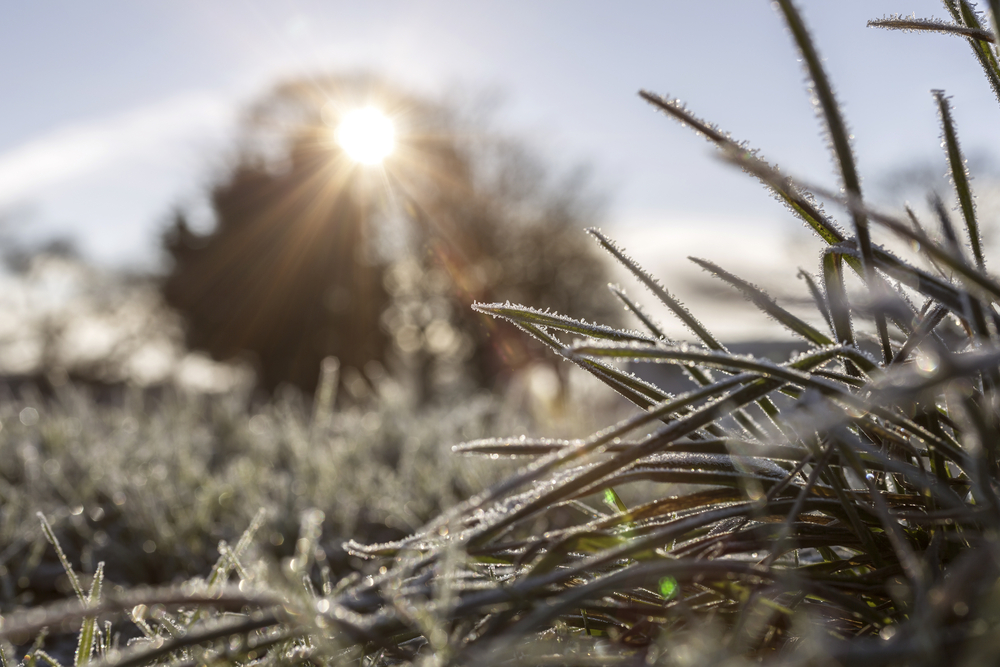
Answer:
472;301;654;343
608;283;674;343
586;228;725;350
624;452;789;480
689;256;833;345
868;14;995;41
452;437;583;456
642;91;848;246
568;339;850;395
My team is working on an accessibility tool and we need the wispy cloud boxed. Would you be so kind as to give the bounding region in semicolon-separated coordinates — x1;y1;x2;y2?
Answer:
0;92;236;209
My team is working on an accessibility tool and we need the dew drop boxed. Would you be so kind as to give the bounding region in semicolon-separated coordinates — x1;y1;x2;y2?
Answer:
915;351;939;375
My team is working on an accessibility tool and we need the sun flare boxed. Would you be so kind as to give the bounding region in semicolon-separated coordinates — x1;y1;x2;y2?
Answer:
335;107;395;165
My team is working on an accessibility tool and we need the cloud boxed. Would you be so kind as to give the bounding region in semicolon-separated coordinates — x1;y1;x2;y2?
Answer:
0;92;236;209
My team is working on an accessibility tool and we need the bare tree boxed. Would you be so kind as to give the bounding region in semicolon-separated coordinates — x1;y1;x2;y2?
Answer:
162;73;619;398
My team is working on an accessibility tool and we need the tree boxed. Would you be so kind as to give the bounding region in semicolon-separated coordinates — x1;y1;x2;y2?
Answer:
162;73;620;396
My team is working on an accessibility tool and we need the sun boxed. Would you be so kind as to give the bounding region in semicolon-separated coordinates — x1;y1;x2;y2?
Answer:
336;107;395;165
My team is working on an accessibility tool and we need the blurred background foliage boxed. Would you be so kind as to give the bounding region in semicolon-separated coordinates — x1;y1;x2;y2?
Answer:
160;73;621;401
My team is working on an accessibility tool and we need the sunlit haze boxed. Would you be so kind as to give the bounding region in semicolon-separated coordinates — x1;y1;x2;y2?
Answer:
336;108;394;165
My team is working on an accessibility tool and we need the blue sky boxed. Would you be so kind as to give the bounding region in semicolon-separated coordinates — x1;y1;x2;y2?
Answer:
1;1;998;270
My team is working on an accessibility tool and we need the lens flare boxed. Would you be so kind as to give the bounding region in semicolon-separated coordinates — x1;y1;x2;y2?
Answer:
336;108;394;165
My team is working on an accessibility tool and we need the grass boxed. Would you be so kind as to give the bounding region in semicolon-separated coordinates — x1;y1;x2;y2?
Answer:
7;1;1000;665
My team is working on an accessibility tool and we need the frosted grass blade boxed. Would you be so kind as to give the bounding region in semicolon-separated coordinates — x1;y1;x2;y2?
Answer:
587;228;724;350
992;0;1000;43
74;562;103;667
511;320;675;410
892;305;948;364
609;284;669;341
934;90;984;270
38;514;86;605
945;0;1000;105
690;257;834;346
568;341;858;400
776;0;892;364
470;347;854;545
906;205;949;278
473;302;655;344
609;283;774;440
639;91;847;248
722;144;997;308
868;15;995;41
798;268;835;336
585;229;782;438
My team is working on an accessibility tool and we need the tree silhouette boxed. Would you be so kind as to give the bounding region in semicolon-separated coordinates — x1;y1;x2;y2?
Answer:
162;73;619;396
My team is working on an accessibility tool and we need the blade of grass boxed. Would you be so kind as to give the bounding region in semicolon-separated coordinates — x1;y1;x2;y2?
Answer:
822;253;860;377
568;341;866;400
798;268;836;336
892;306;948;365
868;15;995;41
638;91;847;248
945;0;1000;106
722;145;1000;305
776;0;892;365
606;283;777;440
74;562;104;667
587;228;724;350
690;257;834;346
609;284;670;341
473;302;656;344
586;230;786;438
934;90;984;270
906;206;950;278
470;348;849;545
38;514;86;605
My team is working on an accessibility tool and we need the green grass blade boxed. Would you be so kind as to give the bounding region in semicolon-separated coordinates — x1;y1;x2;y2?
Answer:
37;514;86;605
824;253;856;354
568;341;858;400
946;0;1000;106
587;228;725;350
776;0;892;364
868;15;995;41
639;90;847;247
608;284;670;341
798;268;836;336
934;90;984;270
472;302;655;344
608;284;775;441
74;562;104;667
991;0;1000;43
690;257;834;346
723;145;993;309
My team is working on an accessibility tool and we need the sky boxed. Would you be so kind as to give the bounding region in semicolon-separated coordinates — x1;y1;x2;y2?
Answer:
1;0;999;296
